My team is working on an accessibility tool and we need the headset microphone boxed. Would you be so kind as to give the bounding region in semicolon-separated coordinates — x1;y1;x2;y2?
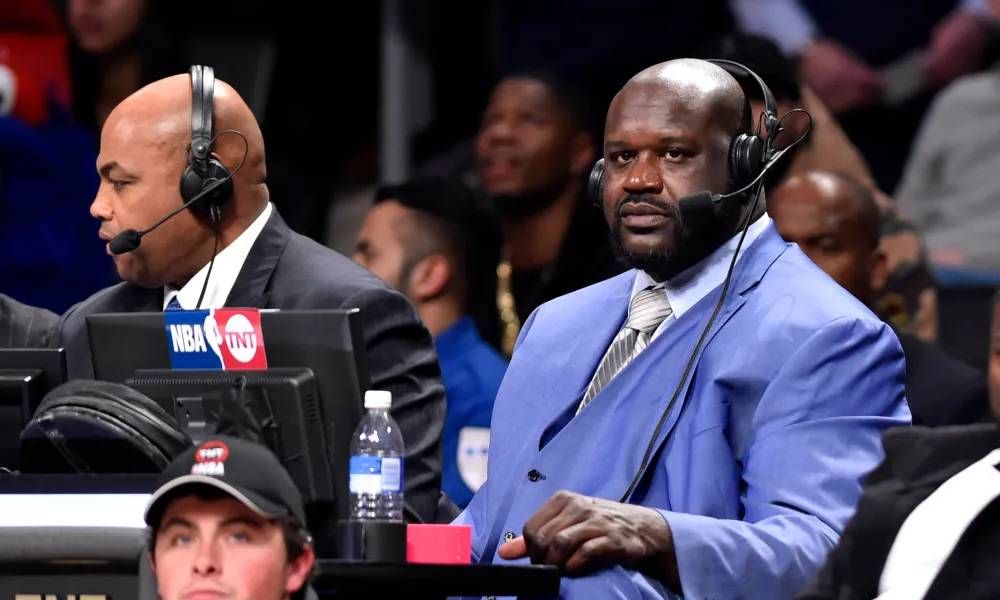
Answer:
108;177;233;255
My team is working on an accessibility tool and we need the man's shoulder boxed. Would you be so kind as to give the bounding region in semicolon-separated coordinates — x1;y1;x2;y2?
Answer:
272;230;396;302
62;281;157;323
0;293;58;348
532;270;635;318
759;244;884;329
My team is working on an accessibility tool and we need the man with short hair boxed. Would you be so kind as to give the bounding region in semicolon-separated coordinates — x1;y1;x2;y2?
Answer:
354;177;506;509
475;71;622;353
145;435;314;600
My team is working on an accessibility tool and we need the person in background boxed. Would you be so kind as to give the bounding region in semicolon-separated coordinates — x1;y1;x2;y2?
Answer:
475;70;622;355
704;31;942;341
770;170;989;426
66;0;186;133
894;0;1000;282
145;436;315;600
798;294;1000;599
354;177;505;509
0;0;117;312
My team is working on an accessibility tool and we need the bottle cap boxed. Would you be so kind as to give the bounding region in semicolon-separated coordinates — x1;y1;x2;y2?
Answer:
364;390;392;410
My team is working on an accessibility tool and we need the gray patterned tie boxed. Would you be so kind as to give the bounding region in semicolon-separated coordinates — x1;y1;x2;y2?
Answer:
577;286;672;414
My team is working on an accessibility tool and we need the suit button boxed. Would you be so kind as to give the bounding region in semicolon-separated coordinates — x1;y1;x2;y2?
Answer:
503;530;515;543
527;469;543;482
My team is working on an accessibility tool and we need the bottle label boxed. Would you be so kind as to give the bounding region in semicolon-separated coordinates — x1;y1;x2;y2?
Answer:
381;457;402;492
349;455;383;495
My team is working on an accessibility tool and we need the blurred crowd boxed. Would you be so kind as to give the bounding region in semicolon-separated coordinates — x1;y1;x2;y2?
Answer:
0;0;998;433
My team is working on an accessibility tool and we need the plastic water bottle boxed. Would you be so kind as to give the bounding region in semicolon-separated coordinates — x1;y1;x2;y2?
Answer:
349;390;404;520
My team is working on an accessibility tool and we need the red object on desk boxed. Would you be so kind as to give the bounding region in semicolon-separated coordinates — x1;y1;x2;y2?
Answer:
406;524;471;564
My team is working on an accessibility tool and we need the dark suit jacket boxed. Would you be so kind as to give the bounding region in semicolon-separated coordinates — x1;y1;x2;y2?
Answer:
0;293;58;348
798;423;1000;600
900;333;990;426
56;208;446;523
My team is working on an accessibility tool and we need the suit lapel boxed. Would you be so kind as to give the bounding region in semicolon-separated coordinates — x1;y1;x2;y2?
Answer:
224;208;291;308
622;224;790;498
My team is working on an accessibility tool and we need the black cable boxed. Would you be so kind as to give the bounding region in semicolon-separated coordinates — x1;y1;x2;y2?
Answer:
618;110;812;502
195;228;220;310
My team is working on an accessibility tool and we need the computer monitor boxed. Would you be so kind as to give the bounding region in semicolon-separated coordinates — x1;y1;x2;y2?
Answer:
86;310;369;522
126;368;330;502
0;348;67;470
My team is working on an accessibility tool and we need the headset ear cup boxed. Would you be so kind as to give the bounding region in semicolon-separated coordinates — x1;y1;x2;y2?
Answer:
588;158;605;207
730;134;765;189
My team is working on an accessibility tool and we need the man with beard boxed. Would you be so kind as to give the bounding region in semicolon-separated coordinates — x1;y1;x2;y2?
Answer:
454;59;909;598
475;71;623;354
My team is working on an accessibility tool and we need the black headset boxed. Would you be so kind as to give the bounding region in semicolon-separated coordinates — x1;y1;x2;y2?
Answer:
179;65;233;224
587;58;780;207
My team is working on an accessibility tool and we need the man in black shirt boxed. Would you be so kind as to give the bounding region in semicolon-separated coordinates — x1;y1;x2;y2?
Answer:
475;71;622;354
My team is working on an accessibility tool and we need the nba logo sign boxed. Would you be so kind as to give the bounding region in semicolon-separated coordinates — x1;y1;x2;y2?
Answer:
165;308;268;370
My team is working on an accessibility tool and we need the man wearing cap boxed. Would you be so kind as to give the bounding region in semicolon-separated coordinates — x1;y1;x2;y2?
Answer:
145;435;315;600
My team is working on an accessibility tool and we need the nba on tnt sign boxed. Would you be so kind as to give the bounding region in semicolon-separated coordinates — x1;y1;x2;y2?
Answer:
212;309;268;370
164;308;268;371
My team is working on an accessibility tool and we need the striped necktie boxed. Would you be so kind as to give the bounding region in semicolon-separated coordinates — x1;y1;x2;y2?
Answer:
577;286;672;414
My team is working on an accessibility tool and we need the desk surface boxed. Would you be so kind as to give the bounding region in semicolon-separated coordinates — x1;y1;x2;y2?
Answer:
314;560;561;597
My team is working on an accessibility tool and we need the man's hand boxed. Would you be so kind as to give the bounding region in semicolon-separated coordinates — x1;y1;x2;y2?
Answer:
799;39;883;113
923;9;988;87
496;491;680;589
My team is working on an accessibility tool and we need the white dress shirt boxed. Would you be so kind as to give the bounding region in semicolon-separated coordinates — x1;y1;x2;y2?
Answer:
629;213;772;341
162;202;273;310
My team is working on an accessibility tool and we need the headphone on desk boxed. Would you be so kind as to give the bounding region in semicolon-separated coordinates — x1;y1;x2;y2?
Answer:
180;65;233;225
587;58;782;208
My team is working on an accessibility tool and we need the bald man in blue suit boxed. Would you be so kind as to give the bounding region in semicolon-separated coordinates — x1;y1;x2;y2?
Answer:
454;59;910;599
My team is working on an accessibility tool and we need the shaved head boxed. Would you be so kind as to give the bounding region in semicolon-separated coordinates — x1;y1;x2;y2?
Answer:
770;170;886;304
92;71;270;289
600;58;752;281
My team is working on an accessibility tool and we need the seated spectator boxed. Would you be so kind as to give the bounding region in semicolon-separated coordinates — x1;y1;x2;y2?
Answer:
354;177;506;509
705;31;941;341
798;292;1000;599
771;170;990;426
145;435;315;600
895;1;1000;281
475;70;622;355
0;293;57;348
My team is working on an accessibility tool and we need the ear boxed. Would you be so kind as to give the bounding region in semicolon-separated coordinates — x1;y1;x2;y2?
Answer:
285;544;316;594
869;247;890;294
406;254;453;303
569;132;597;178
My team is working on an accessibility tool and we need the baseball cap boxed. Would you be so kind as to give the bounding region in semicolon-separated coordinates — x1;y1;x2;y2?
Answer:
144;435;306;528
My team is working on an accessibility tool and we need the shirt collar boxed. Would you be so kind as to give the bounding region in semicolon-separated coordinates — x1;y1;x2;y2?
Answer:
630;212;772;320
163;202;273;310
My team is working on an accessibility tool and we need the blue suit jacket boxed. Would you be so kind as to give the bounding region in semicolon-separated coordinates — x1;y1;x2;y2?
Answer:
455;225;910;599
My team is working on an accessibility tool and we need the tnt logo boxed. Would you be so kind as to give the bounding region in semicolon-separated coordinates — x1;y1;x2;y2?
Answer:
195;441;230;463
215;309;268;370
191;440;229;477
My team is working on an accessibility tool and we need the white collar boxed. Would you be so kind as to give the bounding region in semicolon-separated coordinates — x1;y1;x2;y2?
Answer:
630;212;771;323
163;202;273;310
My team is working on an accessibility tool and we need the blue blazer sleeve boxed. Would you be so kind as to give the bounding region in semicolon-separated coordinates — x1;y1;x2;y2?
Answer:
662;316;910;599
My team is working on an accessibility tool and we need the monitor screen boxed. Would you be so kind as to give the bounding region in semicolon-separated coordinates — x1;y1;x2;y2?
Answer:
0;348;66;470
86;310;369;523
